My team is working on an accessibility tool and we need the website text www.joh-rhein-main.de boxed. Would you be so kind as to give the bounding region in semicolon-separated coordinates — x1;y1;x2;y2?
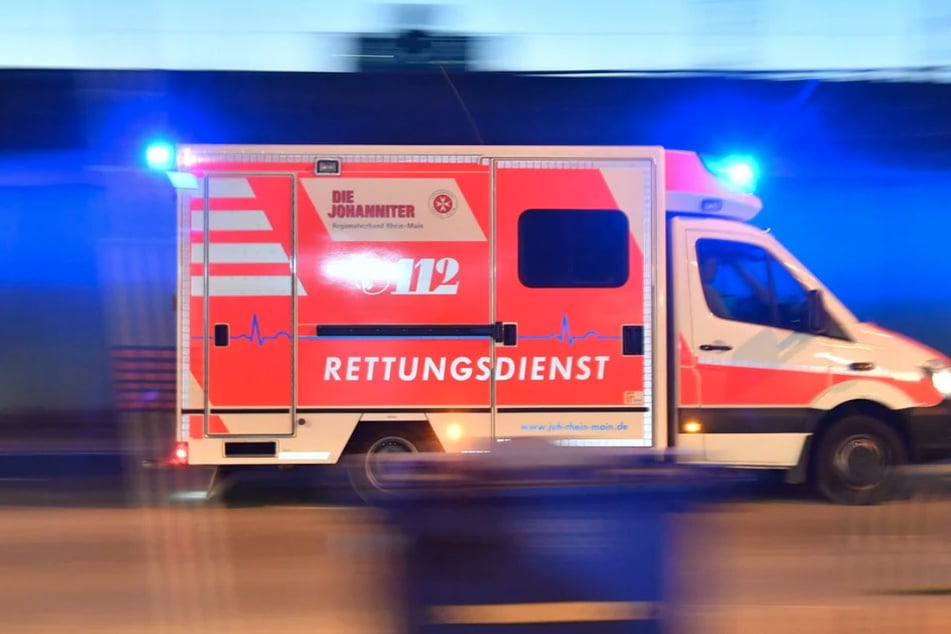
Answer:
520;422;630;433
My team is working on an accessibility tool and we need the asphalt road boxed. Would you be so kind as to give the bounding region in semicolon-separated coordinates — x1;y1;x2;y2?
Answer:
0;455;950;634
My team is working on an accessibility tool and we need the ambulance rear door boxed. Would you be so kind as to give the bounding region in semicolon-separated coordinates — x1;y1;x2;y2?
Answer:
186;171;297;440
492;153;662;447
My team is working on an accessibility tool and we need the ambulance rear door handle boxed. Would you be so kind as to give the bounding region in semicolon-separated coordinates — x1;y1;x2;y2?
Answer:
700;343;732;352
622;325;644;356
496;322;518;346
213;323;229;347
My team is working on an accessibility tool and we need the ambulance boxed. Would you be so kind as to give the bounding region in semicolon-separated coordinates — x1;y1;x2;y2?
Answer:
152;143;951;505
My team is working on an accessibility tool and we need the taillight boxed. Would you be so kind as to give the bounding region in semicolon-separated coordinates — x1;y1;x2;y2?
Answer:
172;442;188;465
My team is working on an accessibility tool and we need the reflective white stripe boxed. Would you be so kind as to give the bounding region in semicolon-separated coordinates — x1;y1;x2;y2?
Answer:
874;369;922;382
698;356;922;381
495;160;650;169
192;242;289;264
334;154;482;164
698;356;828;374
278;451;331;460
191;211;273;231
553;439;652;447
191;276;307;296
207;177;255;198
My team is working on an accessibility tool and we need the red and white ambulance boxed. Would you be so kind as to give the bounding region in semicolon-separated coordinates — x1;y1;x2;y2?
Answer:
158;143;951;504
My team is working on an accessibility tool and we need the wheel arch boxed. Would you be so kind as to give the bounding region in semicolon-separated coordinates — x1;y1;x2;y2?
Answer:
343;420;444;454
805;399;911;482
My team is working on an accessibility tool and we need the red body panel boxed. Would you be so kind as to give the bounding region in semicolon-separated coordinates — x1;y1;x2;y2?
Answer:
494;166;645;407
184;156;652;422
678;333;940;408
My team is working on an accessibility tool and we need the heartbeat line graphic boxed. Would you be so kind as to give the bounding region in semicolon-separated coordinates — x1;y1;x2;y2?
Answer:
192;314;616;347
520;314;620;346
191;314;293;347
232;314;292;347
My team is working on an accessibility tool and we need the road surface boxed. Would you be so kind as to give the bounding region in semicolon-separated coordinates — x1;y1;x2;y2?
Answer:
1;462;950;634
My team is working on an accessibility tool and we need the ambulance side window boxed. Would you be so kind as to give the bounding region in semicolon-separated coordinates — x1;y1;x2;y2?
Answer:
518;209;629;288
769;256;809;331
696;238;809;332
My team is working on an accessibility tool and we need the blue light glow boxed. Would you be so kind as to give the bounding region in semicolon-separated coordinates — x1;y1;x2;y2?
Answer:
145;141;174;170
703;154;760;193
167;171;199;190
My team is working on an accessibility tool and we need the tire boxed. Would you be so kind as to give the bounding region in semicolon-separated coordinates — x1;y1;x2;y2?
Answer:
814;415;907;505
345;426;437;502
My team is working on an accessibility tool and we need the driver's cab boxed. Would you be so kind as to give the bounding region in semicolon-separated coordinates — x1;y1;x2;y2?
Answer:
671;214;860;465
665;149;951;502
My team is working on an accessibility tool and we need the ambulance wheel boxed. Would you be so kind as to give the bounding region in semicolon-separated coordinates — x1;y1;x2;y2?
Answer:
345;425;438;502
814;416;906;505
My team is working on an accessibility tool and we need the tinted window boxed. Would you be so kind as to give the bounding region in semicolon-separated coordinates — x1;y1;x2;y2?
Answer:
696;238;809;331
769;257;809;331
518;209;629;288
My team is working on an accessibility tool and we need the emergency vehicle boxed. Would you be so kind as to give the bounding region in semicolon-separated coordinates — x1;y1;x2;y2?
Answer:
153;143;951;504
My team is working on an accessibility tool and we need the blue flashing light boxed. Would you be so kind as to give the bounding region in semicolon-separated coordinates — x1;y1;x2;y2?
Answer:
703;154;760;194
145;141;175;171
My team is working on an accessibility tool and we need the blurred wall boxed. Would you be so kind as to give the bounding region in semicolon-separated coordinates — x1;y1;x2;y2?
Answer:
0;0;948;76
0;70;948;416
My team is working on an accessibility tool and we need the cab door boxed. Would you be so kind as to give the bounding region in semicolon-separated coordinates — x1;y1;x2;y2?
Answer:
675;218;831;465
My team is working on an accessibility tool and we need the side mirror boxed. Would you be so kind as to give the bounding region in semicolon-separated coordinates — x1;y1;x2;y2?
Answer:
806;289;827;334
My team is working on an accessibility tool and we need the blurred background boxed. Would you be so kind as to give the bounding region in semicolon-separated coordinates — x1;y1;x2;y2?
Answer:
0;2;950;632
2;0;950;437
